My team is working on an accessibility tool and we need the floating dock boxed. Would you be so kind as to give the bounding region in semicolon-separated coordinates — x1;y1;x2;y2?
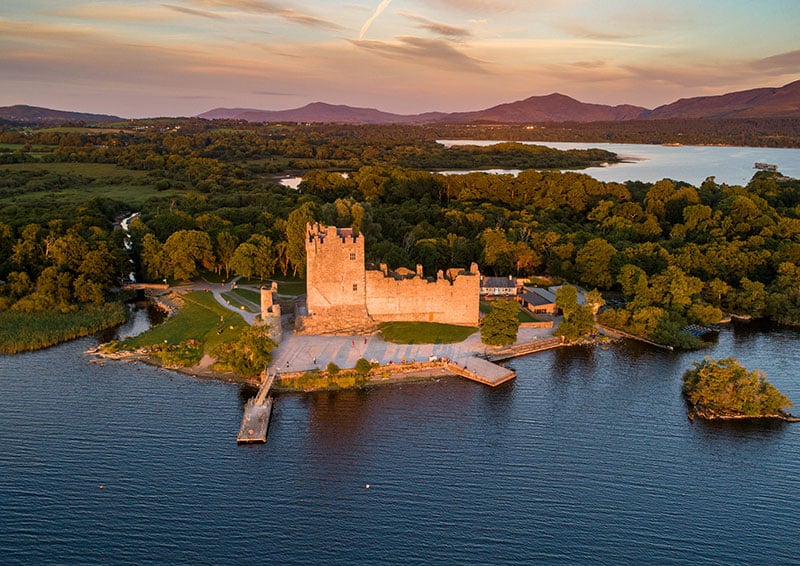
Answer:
446;358;516;387
236;372;275;444
237;397;273;443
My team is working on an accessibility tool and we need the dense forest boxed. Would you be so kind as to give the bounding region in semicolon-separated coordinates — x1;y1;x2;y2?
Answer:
2;119;800;350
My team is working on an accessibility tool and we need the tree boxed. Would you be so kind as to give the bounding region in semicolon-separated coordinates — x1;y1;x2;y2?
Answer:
215;232;238;279
141;233;166;281
555;304;595;341
555;285;579;320
162;230;215;281
575;238;617;289
213;325;276;376
682;357;793;417
285;202;317;277
481;299;520;346
584;289;605;319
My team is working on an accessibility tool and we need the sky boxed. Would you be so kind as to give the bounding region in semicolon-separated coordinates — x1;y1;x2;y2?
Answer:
1;0;799;118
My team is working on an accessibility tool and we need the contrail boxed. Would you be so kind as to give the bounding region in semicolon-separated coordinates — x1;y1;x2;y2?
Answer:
359;0;393;39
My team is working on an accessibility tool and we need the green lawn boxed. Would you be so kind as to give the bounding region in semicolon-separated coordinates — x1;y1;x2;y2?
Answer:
378;321;476;344
124;291;247;352
221;291;259;313
237;278;305;296
231;288;262;304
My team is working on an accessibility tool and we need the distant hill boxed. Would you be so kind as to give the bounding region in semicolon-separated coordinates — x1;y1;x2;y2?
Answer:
440;93;648;123
647;80;800;119
199;96;646;124
0;105;122;126
198;102;448;124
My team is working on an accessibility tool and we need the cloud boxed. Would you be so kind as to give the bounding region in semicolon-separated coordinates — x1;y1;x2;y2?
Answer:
425;0;527;13
752;49;800;74
186;0;342;30
359;0;393;39
559;23;638;41
397;10;472;39
253;90;295;96
349;35;488;73
162;4;227;19
49;3;177;22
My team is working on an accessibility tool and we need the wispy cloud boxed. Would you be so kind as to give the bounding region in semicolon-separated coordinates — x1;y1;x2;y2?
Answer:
559;23;638;41
350;35;488;73
359;0;392;39
162;4;226;19
426;0;528;13
753;49;800;74
187;0;342;30
397;10;472;39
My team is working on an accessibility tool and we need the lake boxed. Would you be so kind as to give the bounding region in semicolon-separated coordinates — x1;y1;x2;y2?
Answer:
2;309;799;564
438;141;800;186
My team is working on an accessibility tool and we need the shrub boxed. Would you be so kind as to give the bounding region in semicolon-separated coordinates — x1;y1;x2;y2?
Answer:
355;357;373;376
326;361;340;375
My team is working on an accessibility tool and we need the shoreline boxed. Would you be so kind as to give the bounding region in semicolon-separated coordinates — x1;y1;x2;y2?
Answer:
687;405;799;423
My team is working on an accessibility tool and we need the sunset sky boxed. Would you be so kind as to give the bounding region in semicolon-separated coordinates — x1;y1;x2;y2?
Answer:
2;0;799;118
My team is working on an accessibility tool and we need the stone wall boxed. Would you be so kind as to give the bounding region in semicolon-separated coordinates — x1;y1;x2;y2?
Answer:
259;282;283;343
364;264;480;326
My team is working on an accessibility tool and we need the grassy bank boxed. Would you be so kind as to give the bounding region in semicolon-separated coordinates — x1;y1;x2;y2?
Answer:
0;302;128;354
123;292;248;362
378;321;476;344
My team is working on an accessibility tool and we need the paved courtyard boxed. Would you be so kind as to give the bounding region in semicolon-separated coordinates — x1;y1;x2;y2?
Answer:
268;326;554;374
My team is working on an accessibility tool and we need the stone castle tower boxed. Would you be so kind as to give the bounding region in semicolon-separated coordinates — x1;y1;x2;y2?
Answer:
301;223;480;334
304;224;373;332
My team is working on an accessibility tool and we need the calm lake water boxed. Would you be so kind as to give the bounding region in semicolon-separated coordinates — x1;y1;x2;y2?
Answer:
2;309;799;564
437;140;800;186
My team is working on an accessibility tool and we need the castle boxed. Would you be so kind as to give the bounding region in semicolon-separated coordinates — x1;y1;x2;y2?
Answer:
299;223;480;334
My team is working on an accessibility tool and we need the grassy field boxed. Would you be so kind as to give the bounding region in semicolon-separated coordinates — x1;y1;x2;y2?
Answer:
221;291;259;313
234;278;305;296
378;321;476;344
124;291;247;354
231;288;261;303
0;162;184;207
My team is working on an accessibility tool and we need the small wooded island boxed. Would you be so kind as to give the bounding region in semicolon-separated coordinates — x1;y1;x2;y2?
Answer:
682;357;797;422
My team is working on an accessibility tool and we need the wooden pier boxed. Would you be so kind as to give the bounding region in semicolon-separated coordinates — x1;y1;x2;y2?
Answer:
237;373;275;444
446;358;516;387
484;336;565;362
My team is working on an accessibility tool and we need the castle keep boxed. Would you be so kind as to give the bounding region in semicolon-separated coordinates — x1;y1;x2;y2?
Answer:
301;223;480;333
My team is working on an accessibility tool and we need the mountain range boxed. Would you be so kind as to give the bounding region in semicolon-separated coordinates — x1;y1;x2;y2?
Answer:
0;105;121;125
2;80;799;126
199;80;800;124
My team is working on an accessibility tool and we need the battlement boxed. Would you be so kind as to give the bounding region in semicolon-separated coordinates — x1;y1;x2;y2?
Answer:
372;262;479;285
307;223;360;246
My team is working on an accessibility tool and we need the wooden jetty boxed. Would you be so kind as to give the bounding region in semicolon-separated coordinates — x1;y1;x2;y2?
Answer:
447;358;516;387
237;372;275;444
484;336;565;362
